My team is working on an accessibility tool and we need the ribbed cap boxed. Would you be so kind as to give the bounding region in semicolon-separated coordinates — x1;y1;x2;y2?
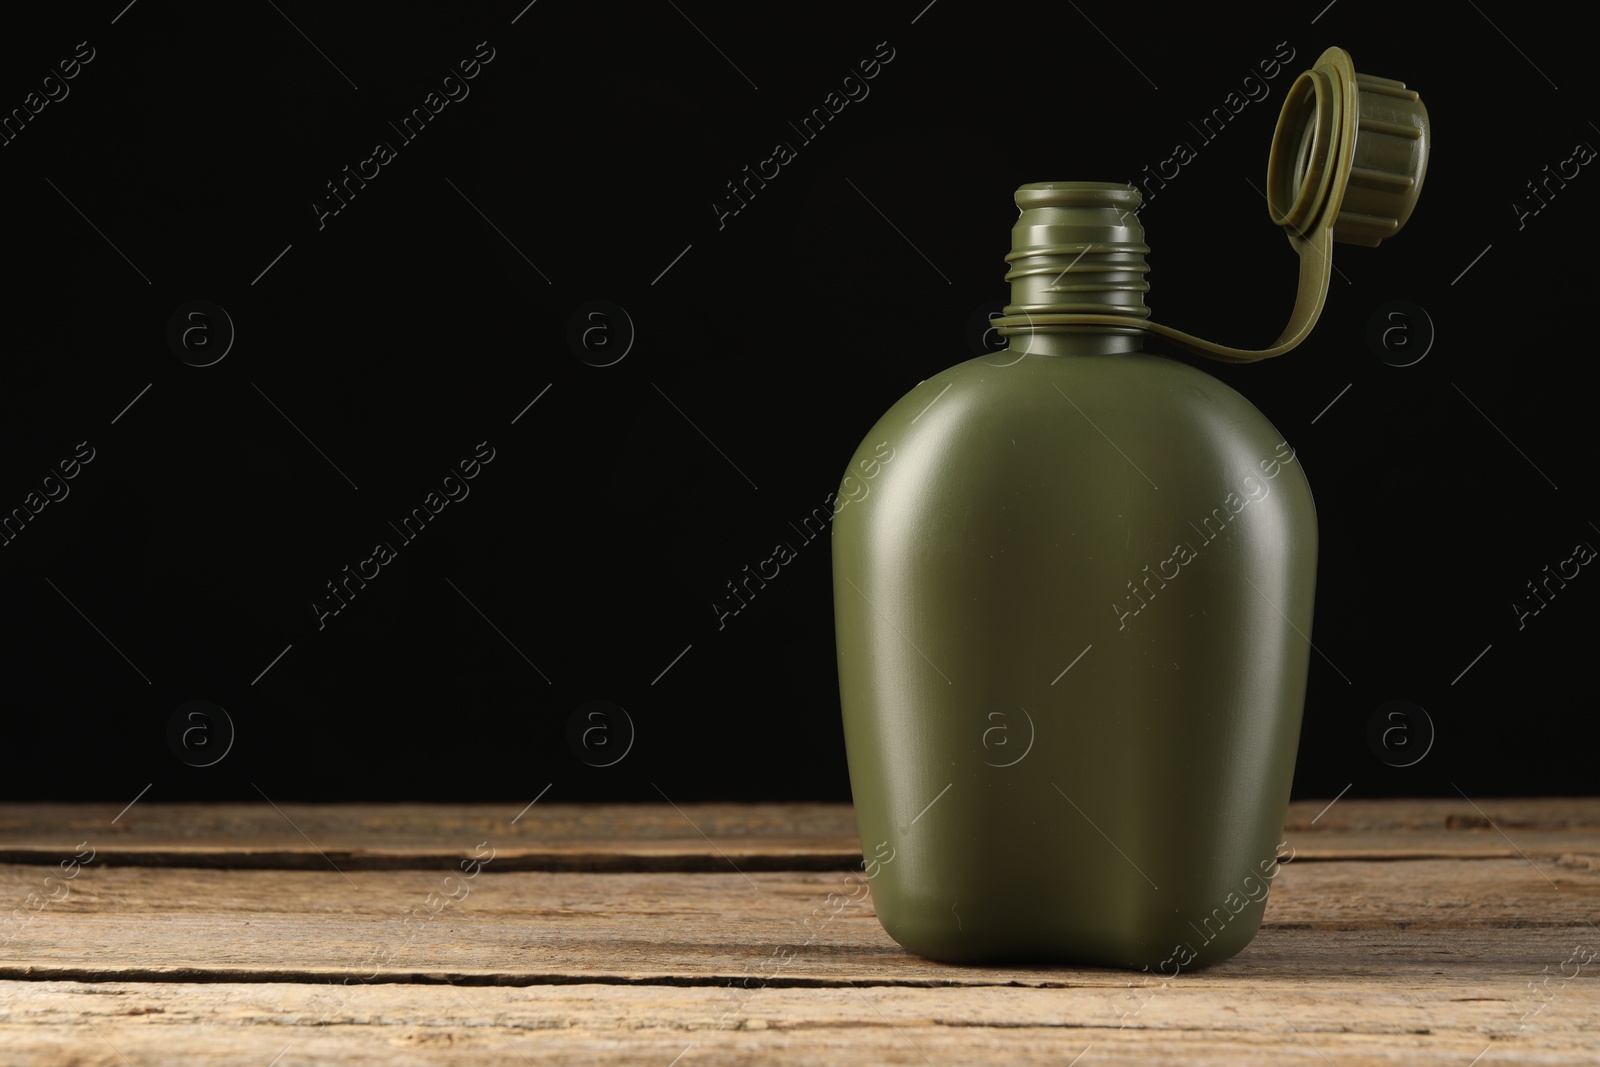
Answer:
1336;73;1429;245
1267;47;1429;248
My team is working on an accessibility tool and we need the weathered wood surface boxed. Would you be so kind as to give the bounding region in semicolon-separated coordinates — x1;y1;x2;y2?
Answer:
0;859;1595;984
2;798;1597;868
0;802;864;871
1;799;1597;1065
1;979;1596;1066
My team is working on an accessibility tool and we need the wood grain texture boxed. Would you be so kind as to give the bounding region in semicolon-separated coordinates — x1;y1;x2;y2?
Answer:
1;978;1596;1067
1;798;1595;869
1;859;1595;984
2;799;1597;1065
0;802;864;871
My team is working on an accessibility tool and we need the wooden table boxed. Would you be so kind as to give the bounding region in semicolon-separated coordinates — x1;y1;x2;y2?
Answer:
2;797;1597;1065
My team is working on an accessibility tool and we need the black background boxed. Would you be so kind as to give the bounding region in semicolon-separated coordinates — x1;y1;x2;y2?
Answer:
1;1;1594;804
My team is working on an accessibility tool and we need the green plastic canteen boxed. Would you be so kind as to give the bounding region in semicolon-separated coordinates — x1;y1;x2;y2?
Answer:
831;46;1427;970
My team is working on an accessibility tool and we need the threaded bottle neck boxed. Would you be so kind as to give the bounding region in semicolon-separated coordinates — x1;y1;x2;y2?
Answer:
997;182;1149;355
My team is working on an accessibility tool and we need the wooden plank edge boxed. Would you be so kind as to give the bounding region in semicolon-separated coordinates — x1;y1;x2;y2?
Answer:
0;848;865;872
2;845;1596;871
